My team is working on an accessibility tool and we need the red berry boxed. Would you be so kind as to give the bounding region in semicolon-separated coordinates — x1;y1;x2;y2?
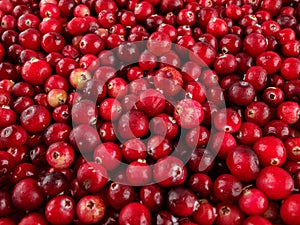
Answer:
76;195;106;224
119;202;151;225
280;194;300;225
256;166;294;200
21;58;52;86
174;98;204;129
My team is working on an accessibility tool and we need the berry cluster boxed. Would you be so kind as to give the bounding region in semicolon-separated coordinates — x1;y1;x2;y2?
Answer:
0;0;299;224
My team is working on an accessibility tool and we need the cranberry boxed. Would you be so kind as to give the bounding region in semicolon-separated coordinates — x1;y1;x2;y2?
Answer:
12;178;45;211
263;200;279;222
256;51;282;75
236;122;262;145
99;98;122;121
264;120;291;140
117;110;149;139
0;191;13;216
192;200;216;225
160;0;184;13
98;10;116;29
147;31;172;56
20;105;51;133
93;142;122;170
76;195;106;224
107;182;135;210
157;24;178;42
69;124;100;153
0;125;28;148
277;101;300;124
214;108;241;133
280;194;300;225
46;141;74;169
0;218;16;225
280;57;300;80
256;166;294;200
136;89;166;117
38;171;68;196
228;81;256;106
140;184;164;212
174;99;204;129
107;77;128;98
77;162;108;193
126;159;152;186
226;145;260;182
45;195;75;225
21;58;52;86
0;151;15;176
213;173;243;203
188;173;213;198
147;135;172;160
242;215;272;225
153;156;187;187
119;202;151;225
71;99;98;125
0;107;17;128
166;186;198;217
262;87;284;107
215;203;245;225
154;66;183;97
239;188;268;215
189;42;216;67
253;136;286;166
245;101;271;126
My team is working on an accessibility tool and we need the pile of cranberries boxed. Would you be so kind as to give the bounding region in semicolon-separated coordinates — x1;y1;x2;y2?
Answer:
0;0;300;224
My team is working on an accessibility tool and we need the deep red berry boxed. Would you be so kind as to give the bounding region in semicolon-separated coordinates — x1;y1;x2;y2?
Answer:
253;136;287;166
166;187;198;217
93;142;122;170
256;166;294;200
21;58;52;86
126;159;152;186
12;178;45;211
119;202;151;225
277;101;300;124
174;98;204;129
280;194;300;225
214;108;241;133
192;200;216;225
76;195;106;224
77;162;108;193
213;174;243;203
238;188;268;215
153;156;187;187
107;182;135;210
45;195;75;225
46;141;75;169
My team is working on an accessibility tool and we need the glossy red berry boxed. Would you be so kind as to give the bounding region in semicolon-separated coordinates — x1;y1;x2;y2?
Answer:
166;186;198;217
213;108;241;133
226;146;260;182
77;162;108;193
76;195;106;224
153;156;187;187
12;178;45;211
119;202;151;225
277;101;300;124
280;194;300;225
45;195;75;225
256;166;294;200
253;136;287;166
174;98;204;129
213;174;243;203
21;58;52;86
238;188;268;215
93;142;122;170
